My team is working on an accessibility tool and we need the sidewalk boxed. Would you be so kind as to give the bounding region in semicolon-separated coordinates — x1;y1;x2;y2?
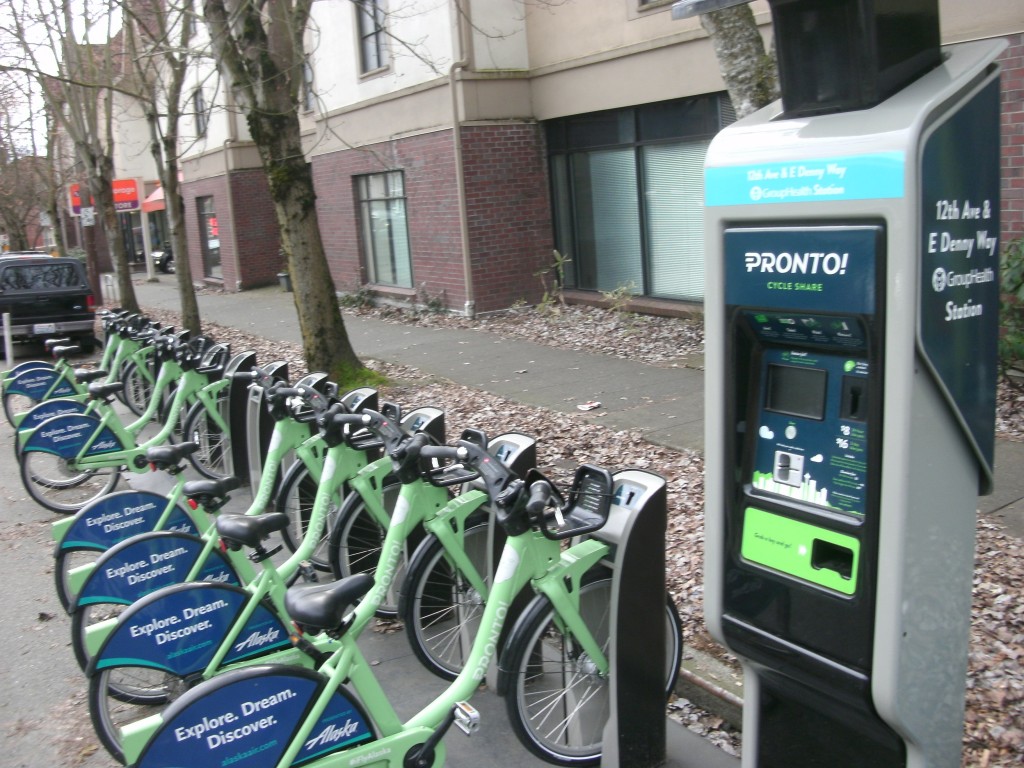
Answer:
131;278;1024;539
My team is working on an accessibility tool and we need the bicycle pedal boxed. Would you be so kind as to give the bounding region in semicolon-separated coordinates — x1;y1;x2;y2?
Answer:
453;701;480;736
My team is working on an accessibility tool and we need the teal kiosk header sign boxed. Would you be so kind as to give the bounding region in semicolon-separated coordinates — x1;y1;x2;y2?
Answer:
699;0;1003;763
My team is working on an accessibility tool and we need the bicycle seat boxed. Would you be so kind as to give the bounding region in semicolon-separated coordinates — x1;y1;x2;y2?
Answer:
88;381;124;400
51;345;81;360
44;337;72;351
215;512;289;549
145;442;199;469
182;475;241;501
74;368;108;384
285;573;374;632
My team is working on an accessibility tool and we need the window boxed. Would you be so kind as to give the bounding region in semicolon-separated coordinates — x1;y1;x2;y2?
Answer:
193;88;208;137
356;0;387;74
197;196;221;279
301;58;315;112
547;94;734;303
356;172;412;288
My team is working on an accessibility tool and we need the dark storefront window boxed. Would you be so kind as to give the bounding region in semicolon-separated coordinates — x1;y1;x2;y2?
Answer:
547;94;734;302
197;196;221;279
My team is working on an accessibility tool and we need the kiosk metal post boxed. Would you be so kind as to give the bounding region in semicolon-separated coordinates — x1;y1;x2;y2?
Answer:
245;360;288;492
225;350;257;481
699;1;1003;766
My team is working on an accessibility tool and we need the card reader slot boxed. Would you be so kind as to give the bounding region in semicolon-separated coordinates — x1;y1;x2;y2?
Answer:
840;376;868;421
811;539;854;580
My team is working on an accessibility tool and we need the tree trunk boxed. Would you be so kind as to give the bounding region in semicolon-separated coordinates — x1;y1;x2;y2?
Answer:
250;111;364;379
167;170;200;335
87;152;140;314
700;5;779;119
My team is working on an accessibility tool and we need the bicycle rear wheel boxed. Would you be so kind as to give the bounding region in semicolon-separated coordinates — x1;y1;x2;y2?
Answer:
327;480;403;617
2;390;40;426
89;665;185;764
19;450;120;514
183;398;230;479
72;603;126;672
502;577;683;766
399;519;492;679
54;547;98;610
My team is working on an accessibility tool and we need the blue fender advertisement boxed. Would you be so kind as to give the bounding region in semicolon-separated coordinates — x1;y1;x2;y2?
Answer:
92;583;292;676
5;367;77;399
4;360;55;380
136;666;373;768
17;398;89;434
75;532;241;609
57;490;198;552
21;412;124;457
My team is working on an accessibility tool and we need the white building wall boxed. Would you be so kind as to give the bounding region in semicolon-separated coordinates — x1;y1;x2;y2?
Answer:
111;90;159;183
308;0;456;114
467;0;528;71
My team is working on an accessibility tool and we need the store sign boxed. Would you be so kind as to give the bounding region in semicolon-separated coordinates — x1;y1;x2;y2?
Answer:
69;179;142;215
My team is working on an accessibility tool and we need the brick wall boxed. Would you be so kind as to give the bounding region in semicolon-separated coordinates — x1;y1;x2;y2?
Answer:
461;124;553;312
1001;33;1023;247
231;169;282;289
182;171;280;290
312;123;552;314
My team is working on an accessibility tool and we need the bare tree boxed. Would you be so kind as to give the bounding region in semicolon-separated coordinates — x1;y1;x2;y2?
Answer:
2;0;142;311
120;0;203;333
202;0;367;381
0;76;46;249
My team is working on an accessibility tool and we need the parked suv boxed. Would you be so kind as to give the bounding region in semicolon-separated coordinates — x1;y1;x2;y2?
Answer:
0;255;96;352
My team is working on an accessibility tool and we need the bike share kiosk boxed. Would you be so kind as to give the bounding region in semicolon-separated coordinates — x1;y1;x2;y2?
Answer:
698;0;1003;765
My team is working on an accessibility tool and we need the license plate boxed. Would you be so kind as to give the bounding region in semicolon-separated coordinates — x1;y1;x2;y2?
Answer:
33;323;57;335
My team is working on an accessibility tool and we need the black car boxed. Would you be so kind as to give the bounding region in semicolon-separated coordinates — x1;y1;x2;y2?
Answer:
0;256;97;352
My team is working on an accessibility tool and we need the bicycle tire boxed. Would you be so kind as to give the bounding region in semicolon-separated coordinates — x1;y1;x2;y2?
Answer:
183;397;230;479
275;463;343;571
399;518;493;679
327;480;403;617
54;546;98;611
88;665;184;764
19;450;120;514
2;390;40;426
158;383;189;444
119;361;152;418
72;602;125;672
502;577;683;766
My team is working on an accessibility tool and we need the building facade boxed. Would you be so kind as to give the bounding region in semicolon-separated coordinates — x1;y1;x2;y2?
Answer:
163;0;1022;315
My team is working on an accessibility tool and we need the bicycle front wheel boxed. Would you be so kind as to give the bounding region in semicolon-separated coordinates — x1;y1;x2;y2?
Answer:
275;463;343;570
400;519;492;679
328;480;403;617
502;578;683;766
119;361;152;418
183;398;230;479
89;665;184;764
19;450;120;514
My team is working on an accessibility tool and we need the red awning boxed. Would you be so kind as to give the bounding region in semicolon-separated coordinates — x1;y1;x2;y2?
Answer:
142;186;165;213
